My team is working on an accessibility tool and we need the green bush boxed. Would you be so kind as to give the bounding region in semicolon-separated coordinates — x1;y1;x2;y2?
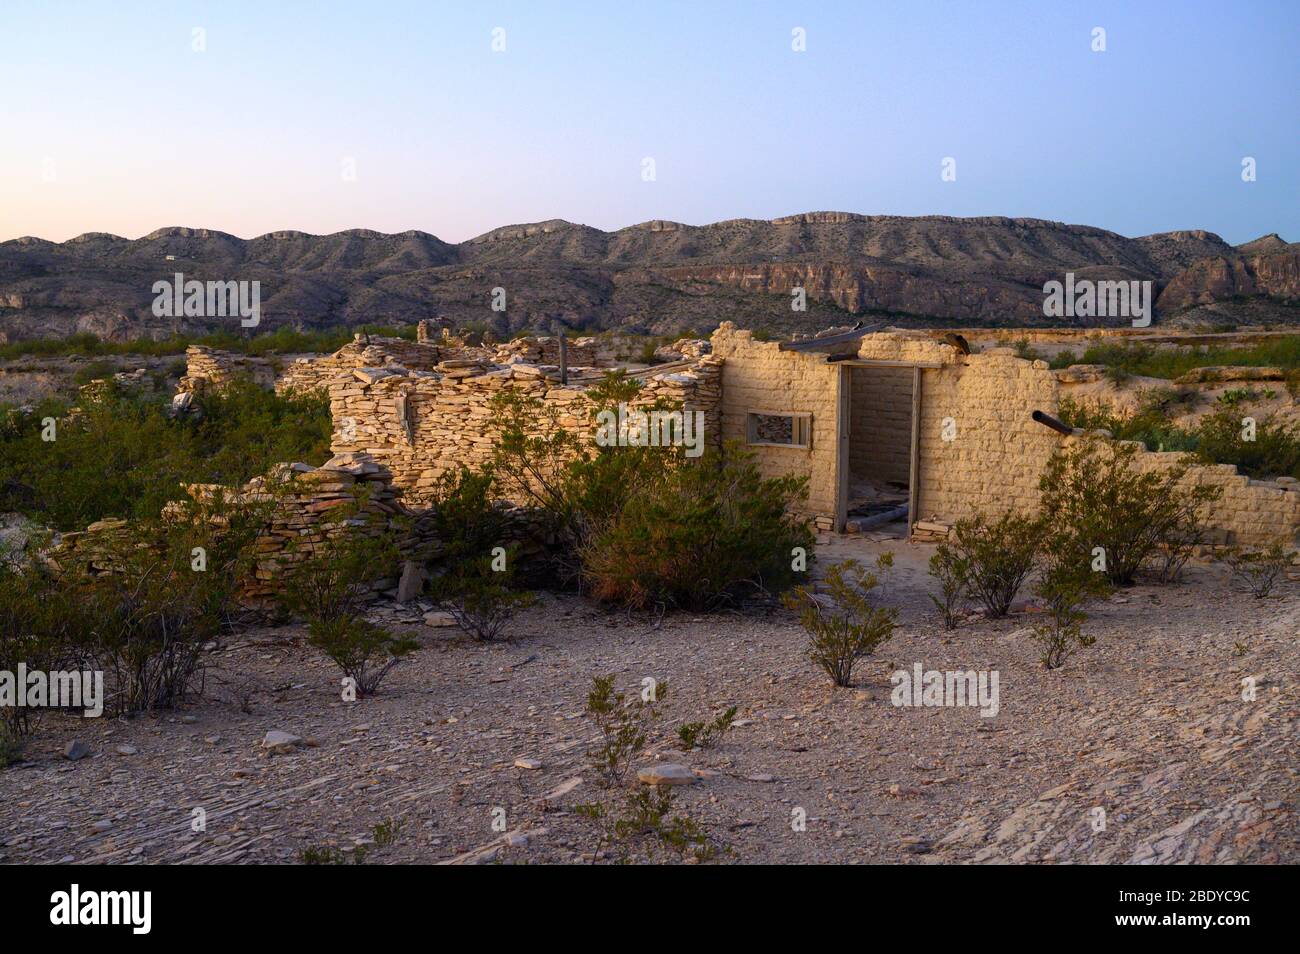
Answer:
79;496;266;714
490;372;812;608
927;544;971;629
1220;543;1295;598
0;379;330;531
1030;565;1097;669
72;359;120;386
0;543;82;739
305;616;417;696
1038;434;1221;586
580;445;813;610
948;512;1041;617
1194;406;1300;480
1056;396;1197;454
576;675;718;863
428;553;535;642
783;556;897;687
280;505;414;695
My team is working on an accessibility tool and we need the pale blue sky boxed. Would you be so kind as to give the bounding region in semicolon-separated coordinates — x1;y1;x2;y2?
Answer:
1;0;1296;245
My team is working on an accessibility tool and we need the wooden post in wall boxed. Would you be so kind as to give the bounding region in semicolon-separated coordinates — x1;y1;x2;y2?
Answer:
836;364;850;533
907;365;922;537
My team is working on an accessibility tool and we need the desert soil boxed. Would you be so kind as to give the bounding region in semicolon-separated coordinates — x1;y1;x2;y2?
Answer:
0;530;1295;865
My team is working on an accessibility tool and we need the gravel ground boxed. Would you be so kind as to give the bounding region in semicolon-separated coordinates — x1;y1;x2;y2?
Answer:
1;531;1295;865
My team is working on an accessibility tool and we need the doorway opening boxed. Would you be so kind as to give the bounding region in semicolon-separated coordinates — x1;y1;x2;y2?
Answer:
842;364;917;535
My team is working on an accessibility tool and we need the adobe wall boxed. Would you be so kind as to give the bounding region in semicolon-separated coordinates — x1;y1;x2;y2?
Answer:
890;342;1300;547
848;365;913;486
326;358;723;505
711;323;842;524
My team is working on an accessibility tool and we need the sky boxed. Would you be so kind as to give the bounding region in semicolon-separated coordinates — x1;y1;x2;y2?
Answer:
1;0;1296;246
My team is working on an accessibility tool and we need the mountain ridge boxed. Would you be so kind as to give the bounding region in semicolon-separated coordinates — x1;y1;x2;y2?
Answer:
1;213;1295;342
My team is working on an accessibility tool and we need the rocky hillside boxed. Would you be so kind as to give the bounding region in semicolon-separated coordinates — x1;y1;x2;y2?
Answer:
1;215;1296;342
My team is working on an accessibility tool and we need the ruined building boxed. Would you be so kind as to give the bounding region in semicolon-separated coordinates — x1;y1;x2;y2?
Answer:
179;322;1300;548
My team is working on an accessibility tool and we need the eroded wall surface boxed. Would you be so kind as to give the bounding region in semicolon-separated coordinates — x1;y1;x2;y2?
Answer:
712;323;842;523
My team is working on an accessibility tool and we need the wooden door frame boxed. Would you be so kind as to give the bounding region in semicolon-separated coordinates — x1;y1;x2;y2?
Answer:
835;363;925;536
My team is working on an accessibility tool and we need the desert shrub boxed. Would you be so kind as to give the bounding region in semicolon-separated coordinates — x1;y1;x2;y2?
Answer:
187;378;332;487
947;512;1041;616
576;675;717;862
305;616;417;696
783;556;897;687
581;445;813;609
1030;547;1107;669
1012;338;1045;362
280;505;415;695
1038;435;1221;586
79;496;266;714
1194;406;1300;480
0;380;330;531
428;553;535;642
1031;569;1097;670
584;674;664;789
490;373;677;545
1220;543;1295;598
72;359;120;386
1048;348;1079;370
0;544;82;739
423;467;534;640
425;466;507;563
1055;396;1196;454
491;377;814;609
677;706;737;751
927;544;970;629
1065;337;1300;381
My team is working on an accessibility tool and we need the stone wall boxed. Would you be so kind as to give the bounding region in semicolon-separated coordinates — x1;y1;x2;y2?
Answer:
326;357;723;505
276;336;446;397
178;346;278;393
46;451;560;607
76;368;163;405
848;365;913;487
493;336;601;366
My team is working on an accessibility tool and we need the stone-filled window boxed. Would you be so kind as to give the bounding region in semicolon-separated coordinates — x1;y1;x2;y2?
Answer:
746;411;811;448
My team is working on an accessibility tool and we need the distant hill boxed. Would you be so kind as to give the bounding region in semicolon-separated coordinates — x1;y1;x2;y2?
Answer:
1;214;1296;342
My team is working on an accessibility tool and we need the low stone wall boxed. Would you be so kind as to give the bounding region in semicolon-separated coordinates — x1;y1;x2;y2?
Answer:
493;335;601;366
327;357;723;505
76;368;163;405
178;346;278;393
276;336;446;397
46;451;558;606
